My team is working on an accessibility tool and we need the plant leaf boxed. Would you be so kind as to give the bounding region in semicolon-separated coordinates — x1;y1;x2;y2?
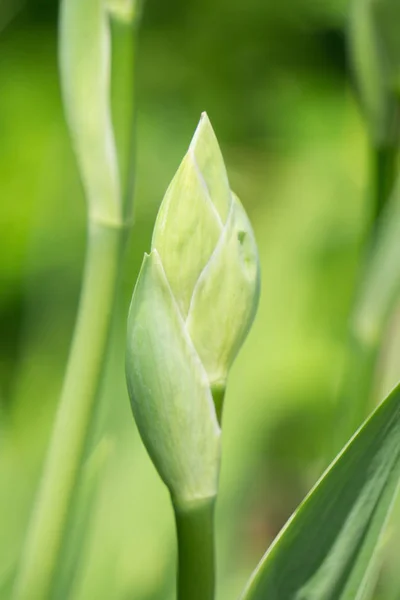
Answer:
241;382;400;600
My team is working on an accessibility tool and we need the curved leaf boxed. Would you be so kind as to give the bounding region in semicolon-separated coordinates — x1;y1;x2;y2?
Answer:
242;382;400;600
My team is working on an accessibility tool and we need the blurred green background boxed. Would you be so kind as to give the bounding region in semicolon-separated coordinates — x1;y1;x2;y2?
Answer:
1;0;399;598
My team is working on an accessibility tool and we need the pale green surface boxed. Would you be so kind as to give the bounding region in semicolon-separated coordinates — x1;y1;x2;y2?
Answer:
152;115;260;386
12;1;139;598
152;150;222;317
126;115;259;502
4;0;400;598
187;192;260;386
126;113;259;599
242;382;400;600
126;250;221;502
151;115;232;317
189;113;232;223
60;0;120;223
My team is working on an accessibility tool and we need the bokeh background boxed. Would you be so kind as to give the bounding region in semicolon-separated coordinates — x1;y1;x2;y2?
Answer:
1;0;400;598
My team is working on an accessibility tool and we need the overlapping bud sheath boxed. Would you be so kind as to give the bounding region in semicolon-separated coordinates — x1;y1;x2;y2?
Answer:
126;114;260;504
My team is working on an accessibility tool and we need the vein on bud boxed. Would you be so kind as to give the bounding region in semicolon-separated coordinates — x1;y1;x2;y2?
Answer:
126;248;221;502
189;147;225;229
152;152;223;316
186;193;260;386
154;249;221;434
152;112;260;403
126;113;259;501
189;113;232;223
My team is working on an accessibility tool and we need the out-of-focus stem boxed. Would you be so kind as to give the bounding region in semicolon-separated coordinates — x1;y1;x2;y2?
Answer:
13;1;143;596
110;14;140;219
13;221;128;600
331;335;379;458
371;144;398;229
331;143;398;458
173;497;216;600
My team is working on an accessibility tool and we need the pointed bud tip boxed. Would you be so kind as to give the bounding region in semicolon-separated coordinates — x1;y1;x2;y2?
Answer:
190;112;216;151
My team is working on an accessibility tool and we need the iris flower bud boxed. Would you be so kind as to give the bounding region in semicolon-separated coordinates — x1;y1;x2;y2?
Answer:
126;114;260;504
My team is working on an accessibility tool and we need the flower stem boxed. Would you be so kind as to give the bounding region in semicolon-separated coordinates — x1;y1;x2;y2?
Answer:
330;143;398;458
371;144;398;230
330;334;379;459
13;220;129;600
173;497;216;600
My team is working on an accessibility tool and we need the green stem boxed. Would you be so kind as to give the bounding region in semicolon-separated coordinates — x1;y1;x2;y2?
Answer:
338;146;397;432
371;144;398;229
331;335;379;459
110;15;140;219
330;144;398;458
13;221;128;600
173;497;216;600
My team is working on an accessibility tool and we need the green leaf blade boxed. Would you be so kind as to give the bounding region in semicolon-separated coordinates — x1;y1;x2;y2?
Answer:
242;384;400;600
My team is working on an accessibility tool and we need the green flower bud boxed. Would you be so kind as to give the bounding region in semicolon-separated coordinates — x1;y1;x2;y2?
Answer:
126;114;260;503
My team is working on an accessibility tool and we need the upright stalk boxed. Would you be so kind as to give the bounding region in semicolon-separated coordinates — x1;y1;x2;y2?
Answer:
371;144;398;228
13;221;128;600
173;498;216;600
13;0;142;595
331;142;398;458
331;335;379;459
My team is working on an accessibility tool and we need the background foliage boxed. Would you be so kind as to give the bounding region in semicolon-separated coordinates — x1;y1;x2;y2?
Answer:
1;0;399;598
